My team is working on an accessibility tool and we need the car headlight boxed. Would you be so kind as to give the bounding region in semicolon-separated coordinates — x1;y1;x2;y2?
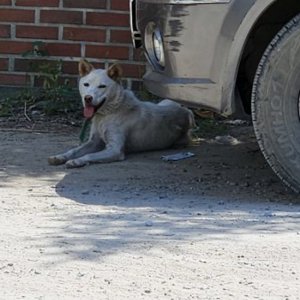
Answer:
145;23;165;69
152;28;165;67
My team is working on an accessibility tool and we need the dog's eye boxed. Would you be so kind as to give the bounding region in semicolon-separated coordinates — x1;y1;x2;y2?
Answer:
84;83;89;87
98;84;106;89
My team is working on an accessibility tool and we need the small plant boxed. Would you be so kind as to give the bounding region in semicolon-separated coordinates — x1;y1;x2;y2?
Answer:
0;41;81;119
0;89;37;118
23;41;72;93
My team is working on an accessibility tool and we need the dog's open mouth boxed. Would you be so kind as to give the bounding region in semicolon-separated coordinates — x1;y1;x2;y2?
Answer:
83;98;106;119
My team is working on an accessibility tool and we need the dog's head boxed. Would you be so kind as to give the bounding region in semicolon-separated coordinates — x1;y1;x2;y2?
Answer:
78;60;123;119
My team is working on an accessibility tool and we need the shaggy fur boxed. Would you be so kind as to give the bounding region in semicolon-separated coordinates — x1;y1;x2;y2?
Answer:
48;60;195;168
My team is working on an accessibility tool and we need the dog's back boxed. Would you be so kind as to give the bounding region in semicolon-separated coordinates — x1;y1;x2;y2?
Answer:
119;92;194;153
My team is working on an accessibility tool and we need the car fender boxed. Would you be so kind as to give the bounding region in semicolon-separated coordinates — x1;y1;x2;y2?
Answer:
220;0;277;114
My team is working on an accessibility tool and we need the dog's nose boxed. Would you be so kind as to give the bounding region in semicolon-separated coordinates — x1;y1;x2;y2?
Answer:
84;95;93;104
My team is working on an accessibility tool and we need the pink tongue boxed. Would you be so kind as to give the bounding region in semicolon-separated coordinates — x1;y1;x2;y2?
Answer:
84;106;95;119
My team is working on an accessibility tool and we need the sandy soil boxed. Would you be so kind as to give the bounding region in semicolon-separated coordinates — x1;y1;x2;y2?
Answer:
0;124;299;300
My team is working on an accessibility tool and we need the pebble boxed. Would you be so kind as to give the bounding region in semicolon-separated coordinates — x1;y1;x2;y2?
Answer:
145;221;153;227
263;212;275;218
215;135;241;145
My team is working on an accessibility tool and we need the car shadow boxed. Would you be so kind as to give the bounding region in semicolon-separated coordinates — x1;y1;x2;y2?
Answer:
39;138;299;262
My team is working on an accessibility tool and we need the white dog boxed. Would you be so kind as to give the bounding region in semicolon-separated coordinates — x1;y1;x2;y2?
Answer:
48;60;195;168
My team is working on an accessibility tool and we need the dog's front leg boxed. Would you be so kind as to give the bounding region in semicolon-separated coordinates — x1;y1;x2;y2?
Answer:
65;146;125;168
65;132;125;168
48;138;105;166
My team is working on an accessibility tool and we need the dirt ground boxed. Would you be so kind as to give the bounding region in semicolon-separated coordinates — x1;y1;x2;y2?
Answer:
0;122;300;300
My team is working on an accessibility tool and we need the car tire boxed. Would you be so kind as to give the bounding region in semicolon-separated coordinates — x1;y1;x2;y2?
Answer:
251;14;300;193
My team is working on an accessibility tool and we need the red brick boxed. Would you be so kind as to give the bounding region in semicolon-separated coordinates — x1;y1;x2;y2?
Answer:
62;61;78;75
16;0;59;6
40;10;82;25
14;58;56;72
0;74;27;86
110;30;131;44
111;0;129;11
133;48;146;62
0;9;34;23
0;58;8;71
64;27;105;43
46;43;81;57
63;61;105;75
0;25;10;38
0;41;32;54
7;41;81;57
121;64;145;78
16;25;58;40
89;62;105;69
0;0;11;5
86;12;129;27
63;0;106;9
34;75;77;88
14;59;79;79
86;45;129;60
14;58;31;72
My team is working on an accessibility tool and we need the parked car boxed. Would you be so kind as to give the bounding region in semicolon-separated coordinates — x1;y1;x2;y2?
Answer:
130;0;300;192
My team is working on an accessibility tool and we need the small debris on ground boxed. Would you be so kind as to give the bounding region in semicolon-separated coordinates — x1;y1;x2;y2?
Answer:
223;119;249;126
161;152;195;161
214;135;241;145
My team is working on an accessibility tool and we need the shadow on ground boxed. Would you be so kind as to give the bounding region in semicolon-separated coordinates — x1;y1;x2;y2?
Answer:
1;130;299;262
48;135;299;261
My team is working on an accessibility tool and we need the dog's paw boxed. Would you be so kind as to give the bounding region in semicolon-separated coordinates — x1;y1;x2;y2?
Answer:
65;159;86;169
48;155;67;166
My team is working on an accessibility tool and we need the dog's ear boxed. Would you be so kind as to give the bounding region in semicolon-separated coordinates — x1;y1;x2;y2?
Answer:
79;59;94;77
107;64;122;81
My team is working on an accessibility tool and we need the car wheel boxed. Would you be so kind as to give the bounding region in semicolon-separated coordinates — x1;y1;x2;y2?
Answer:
251;14;300;193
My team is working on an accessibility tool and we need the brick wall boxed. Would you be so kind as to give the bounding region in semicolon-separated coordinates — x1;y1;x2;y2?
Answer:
0;0;145;89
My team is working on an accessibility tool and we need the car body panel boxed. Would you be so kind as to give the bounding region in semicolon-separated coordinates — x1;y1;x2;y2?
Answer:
131;0;278;114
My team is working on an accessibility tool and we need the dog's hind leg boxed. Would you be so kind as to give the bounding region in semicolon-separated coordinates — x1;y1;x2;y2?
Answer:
173;133;191;148
48;138;105;166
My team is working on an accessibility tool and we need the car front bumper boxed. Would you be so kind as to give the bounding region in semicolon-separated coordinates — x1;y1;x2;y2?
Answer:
131;0;236;113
